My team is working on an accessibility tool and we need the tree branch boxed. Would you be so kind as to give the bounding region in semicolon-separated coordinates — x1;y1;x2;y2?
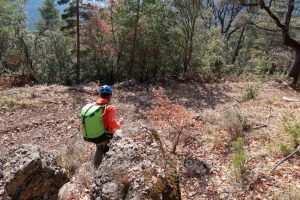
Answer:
284;0;294;30
240;0;260;6
242;0;300;48
269;146;300;173
250;22;280;32
259;0;285;29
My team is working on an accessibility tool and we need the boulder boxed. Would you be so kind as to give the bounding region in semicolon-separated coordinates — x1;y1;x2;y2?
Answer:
58;163;94;200
91;131;181;200
0;144;69;200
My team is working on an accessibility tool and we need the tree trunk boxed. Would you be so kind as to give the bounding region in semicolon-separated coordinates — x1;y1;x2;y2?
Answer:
288;47;300;85
76;0;80;84
184;25;195;73
231;27;246;64
129;0;140;75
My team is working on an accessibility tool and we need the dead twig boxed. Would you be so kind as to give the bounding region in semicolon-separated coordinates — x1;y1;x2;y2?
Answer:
269;146;300;173
267;107;272;119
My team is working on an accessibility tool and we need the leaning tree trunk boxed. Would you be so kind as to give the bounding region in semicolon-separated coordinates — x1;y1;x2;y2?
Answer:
288;47;300;85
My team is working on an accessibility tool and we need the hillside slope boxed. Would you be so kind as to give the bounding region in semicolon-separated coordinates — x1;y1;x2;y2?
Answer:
0;80;300;199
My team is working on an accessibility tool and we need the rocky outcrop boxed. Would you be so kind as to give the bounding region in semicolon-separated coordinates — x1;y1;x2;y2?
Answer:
0;145;69;200
58;163;93;200
91;131;181;200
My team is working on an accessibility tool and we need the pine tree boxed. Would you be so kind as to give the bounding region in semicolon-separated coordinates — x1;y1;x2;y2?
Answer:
57;0;93;83
36;0;60;33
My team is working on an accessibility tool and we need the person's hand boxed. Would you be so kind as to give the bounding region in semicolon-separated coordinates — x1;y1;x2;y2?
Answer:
119;117;124;125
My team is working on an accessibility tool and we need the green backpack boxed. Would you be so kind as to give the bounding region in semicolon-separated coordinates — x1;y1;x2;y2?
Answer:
80;103;109;143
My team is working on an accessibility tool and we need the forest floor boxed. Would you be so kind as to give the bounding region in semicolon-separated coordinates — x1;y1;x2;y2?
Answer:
0;79;300;199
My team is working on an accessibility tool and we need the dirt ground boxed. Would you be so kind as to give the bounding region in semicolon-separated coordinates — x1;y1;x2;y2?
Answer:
1;80;300;199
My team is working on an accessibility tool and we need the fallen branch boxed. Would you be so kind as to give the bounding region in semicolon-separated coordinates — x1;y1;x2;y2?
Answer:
269;146;300;173
282;96;300;102
252;124;268;130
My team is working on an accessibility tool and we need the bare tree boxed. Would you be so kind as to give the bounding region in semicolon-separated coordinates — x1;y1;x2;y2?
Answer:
241;0;300;85
205;0;250;64
214;0;245;40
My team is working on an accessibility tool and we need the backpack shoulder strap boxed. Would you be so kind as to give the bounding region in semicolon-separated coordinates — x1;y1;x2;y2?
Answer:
99;103;110;116
81;104;95;124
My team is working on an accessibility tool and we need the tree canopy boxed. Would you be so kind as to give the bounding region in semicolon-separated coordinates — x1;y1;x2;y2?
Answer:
0;0;299;85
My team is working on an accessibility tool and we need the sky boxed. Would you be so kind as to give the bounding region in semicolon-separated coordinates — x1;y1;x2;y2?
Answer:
24;0;103;30
24;0;300;30
24;0;65;30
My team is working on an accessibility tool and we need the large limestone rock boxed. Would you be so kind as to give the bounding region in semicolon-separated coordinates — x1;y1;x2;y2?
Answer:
58;163;94;200
91;131;181;200
0;145;69;200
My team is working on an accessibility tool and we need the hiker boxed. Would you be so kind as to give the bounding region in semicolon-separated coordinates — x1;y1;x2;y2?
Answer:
94;85;123;168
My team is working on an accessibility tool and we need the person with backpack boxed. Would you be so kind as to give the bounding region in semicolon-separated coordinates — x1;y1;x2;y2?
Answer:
80;85;123;168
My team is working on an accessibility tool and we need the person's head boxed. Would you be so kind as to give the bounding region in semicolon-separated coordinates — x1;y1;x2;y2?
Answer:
99;85;112;100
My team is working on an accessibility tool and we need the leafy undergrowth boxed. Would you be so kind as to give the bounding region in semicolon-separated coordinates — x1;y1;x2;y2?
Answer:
1;80;300;199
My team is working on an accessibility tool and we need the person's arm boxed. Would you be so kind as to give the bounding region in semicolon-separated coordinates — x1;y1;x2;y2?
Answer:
106;106;123;133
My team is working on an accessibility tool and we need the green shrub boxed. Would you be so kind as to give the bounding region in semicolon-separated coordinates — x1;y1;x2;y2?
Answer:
0;97;17;107
278;142;294;156
230;137;247;181
0;97;31;108
241;84;259;102
282;115;300;147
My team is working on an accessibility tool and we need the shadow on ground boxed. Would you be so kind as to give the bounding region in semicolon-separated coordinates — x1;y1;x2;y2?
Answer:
116;81;233;112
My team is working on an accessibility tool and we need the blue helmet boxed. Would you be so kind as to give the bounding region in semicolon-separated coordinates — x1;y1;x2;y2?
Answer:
99;85;112;95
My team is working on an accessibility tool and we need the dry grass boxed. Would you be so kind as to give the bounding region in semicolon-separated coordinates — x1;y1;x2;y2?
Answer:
200;110;220;125
55;140;91;176
222;110;249;141
271;188;300;200
0;97;34;108
2;81;300;200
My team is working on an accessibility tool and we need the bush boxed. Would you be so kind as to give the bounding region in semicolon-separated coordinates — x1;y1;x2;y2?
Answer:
277;142;294;156
0;97;17;107
282;115;300;147
241;84;259;102
0;97;33;108
230;137;247;181
223;111;249;141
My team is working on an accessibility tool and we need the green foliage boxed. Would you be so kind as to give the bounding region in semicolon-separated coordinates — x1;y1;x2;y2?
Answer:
282;115;300;147
230;137;247;181
0;97;17;107
241;84;259;102
36;0;60;33
0;97;33;108
0;0;298;84
245;49;273;75
277;142;294;156
32;31;75;84
201;29;226;76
